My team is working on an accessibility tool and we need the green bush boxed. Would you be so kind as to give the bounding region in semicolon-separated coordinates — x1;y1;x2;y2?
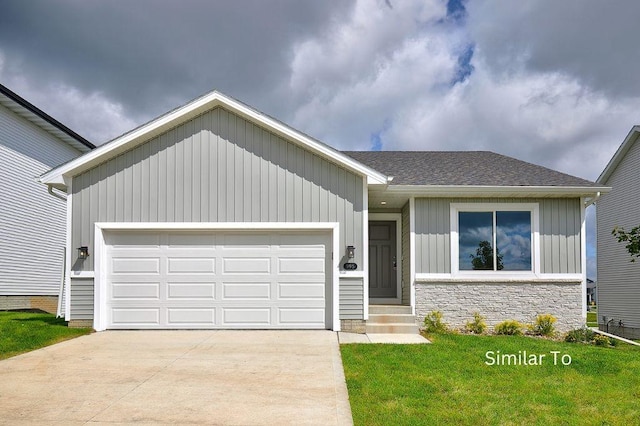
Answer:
423;311;448;334
564;327;595;343
494;320;524;336
529;314;557;337
593;334;612;347
465;312;487;334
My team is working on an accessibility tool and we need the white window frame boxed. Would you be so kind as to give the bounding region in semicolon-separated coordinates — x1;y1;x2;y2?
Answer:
451;203;540;279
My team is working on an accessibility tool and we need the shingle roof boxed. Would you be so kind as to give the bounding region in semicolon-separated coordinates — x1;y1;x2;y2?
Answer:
342;151;599;187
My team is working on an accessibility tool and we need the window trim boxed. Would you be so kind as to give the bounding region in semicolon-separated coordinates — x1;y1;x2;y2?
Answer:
450;203;540;278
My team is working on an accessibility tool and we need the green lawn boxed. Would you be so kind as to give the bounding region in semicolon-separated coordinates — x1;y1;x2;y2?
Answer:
0;311;92;360
587;311;598;327
341;333;640;425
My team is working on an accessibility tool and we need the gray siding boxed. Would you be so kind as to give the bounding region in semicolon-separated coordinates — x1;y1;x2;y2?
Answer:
415;198;582;274
597;137;640;332
0;104;82;296
401;201;410;304
339;277;364;319
70;278;94;320
71;107;365;320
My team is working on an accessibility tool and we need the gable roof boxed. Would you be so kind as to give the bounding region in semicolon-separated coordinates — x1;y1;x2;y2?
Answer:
0;83;95;153
597;125;640;184
344;150;609;196
39;90;388;188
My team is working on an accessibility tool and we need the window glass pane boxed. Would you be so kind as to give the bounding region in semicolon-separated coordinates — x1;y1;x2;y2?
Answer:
458;212;494;270
496;211;531;271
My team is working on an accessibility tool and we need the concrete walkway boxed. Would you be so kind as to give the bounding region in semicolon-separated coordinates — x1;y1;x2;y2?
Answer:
338;333;430;344
0;330;353;425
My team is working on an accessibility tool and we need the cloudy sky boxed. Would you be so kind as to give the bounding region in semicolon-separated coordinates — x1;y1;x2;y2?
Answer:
2;0;638;278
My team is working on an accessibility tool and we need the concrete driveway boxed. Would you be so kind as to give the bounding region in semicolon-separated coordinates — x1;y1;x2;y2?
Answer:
0;330;353;425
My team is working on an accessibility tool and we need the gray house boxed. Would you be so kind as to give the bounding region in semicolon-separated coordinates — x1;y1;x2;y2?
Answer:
39;91;606;332
0;84;94;314
597;126;640;338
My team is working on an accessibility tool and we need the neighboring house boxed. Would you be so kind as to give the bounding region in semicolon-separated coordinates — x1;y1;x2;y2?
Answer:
0;84;95;314
596;126;640;339
586;278;596;306
39;91;607;332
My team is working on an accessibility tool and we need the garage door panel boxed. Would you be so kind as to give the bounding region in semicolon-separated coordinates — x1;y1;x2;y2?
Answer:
222;282;271;299
112;282;160;300
278;257;324;274
167;257;216;274
167;308;216;325
105;231;330;329
111;257;160;274
111;308;160;325
106;232;160;247
222;308;271;325
223;257;270;274
278;283;325;299
167;283;215;299
279;308;325;326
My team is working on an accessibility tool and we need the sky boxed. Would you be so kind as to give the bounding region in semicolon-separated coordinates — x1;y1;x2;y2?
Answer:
2;0;638;278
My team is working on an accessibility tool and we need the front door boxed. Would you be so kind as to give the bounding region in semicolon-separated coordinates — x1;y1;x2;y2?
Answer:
369;221;397;299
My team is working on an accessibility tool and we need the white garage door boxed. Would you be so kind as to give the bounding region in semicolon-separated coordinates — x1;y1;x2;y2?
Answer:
103;231;331;329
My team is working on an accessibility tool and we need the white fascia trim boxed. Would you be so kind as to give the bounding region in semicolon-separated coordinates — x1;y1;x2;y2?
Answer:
409;197;416;314
362;177;369;320
40;91;388;186
92;221;341;332
386;185;611;197
369;213;402;304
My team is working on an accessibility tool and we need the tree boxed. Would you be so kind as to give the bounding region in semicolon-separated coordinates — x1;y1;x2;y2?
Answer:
612;226;640;262
470;240;504;270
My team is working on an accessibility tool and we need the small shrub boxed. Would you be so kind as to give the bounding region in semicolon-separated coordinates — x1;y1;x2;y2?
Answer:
423;311;448;334
465;312;487;334
529;314;557;337
564;327;595;343
494;320;524;336
593;334;612;347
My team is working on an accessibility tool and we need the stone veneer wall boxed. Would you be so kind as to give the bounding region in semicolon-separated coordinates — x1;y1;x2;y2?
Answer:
340;319;366;333
0;296;58;314
415;282;583;332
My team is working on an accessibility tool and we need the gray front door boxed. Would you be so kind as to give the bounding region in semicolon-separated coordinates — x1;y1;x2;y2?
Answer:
369;221;397;299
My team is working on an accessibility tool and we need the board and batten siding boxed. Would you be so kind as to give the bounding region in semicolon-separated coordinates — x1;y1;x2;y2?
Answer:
415;198;582;275
70;107;365;320
0;104;82;296
597;137;640;334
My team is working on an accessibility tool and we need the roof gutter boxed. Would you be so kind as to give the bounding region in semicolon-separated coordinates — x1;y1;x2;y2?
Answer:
47;184;67;201
383;185;611;198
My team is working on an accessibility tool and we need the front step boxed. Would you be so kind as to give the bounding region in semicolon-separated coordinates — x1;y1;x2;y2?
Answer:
367;305;419;334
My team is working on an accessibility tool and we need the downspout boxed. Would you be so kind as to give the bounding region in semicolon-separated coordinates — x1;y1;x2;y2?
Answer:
47;184;67;201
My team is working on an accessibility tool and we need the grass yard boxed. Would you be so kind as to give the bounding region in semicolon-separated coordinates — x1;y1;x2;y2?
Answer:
341;333;640;425
587;311;598;327
0;311;92;360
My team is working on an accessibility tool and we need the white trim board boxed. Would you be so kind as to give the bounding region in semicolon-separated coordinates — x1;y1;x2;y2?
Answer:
93;222;341;332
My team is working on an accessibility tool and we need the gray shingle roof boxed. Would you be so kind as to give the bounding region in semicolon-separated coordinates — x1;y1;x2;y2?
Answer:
342;151;599;187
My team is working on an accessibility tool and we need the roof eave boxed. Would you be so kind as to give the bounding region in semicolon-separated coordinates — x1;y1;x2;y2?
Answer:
383;185;611;198
0;84;95;152
40;91;388;186
597;125;640;184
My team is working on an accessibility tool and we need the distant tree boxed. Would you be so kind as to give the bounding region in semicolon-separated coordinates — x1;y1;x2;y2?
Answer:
470;240;504;270
612;226;640;262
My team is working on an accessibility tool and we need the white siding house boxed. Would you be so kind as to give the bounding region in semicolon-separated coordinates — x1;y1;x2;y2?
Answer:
597;126;640;339
0;84;94;314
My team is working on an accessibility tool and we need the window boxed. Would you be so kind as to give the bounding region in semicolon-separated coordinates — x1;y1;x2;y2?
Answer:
453;204;538;274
